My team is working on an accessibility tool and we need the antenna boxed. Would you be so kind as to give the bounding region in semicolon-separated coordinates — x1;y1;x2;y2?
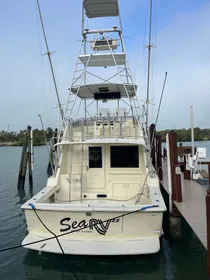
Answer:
145;0;155;133
36;0;64;126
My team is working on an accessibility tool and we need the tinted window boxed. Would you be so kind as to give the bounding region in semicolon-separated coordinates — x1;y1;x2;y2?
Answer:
89;147;102;168
110;146;139;168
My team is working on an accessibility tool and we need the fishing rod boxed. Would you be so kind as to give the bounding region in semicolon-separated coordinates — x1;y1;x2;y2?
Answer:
145;0;154;133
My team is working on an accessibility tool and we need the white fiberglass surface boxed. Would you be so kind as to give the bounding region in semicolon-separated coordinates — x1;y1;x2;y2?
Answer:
83;0;119;18
79;53;126;67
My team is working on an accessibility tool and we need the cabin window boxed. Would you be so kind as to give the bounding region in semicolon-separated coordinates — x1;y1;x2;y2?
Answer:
89;147;102;168
110;146;139;168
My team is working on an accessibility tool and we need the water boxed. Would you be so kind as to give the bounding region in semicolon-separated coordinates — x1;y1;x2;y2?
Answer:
0;142;209;280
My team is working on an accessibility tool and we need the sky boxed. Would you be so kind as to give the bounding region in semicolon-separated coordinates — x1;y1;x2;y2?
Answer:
0;0;210;131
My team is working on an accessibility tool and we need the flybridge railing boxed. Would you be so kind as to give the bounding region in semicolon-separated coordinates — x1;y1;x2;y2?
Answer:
71;115;138;127
52;116;148;144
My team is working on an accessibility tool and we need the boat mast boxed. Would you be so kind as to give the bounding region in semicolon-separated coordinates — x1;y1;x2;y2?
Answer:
145;0;153;133
36;0;64;125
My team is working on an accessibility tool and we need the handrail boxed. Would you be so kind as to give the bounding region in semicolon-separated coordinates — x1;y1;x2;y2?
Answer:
51;135;147;143
68;116;142;127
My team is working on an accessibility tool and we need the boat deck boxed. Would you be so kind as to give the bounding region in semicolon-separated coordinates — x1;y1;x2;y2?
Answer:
161;161;207;249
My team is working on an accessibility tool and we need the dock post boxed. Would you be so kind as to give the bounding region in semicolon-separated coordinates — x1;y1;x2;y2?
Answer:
168;131;177;204
167;131;182;239
17;133;28;190
209;164;210;188
27;126;33;187
206;190;210;278
149;123;156;168
156;135;163;180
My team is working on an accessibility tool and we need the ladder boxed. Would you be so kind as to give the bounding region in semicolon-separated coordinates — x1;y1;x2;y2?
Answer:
68;143;84;201
64;36;99;120
68;145;74;201
80;144;84;202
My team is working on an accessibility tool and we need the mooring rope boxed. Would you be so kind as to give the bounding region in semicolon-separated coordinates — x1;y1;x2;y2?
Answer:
0;204;159;253
28;203;65;254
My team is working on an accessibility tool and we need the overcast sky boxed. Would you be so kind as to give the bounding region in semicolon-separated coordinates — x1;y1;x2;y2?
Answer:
0;0;209;131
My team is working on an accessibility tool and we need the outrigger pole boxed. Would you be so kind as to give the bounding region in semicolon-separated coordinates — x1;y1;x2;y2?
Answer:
145;0;154;134
36;0;64;126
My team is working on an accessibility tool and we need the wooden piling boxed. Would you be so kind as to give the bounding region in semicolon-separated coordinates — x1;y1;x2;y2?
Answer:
27;126;33;187
206;190;210;278
156;135;163;180
17;133;28;190
149;123;156;169
167;131;182;238
209;164;210;188
168;131;178;204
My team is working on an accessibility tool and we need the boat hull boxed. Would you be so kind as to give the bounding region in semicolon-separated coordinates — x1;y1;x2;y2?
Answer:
22;208;163;255
22;232;160;255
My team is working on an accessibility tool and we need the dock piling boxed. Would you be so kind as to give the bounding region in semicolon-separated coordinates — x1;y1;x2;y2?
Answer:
209;164;210;188
149;123;156;169
167;131;182;239
156;135;163;180
17;133;28;190
17;126;34;190
206;190;210;278
168;131;178;206
27;126;33;187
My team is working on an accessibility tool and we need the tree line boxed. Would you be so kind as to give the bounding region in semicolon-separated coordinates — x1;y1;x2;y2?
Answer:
158;127;210;142
0;127;55;146
0;127;210;146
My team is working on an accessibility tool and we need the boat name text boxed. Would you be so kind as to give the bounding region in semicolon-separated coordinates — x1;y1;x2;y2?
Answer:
60;217;120;235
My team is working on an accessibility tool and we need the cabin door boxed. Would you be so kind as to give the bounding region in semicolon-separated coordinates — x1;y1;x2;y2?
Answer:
86;145;105;190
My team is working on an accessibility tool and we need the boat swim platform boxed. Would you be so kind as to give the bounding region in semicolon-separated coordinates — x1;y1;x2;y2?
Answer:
161;161;207;249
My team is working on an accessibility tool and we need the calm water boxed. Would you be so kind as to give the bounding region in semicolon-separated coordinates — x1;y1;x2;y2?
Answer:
0;142;209;280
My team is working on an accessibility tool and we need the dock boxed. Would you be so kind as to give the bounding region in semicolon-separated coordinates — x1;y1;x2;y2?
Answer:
157;129;210;277
161;161;207;249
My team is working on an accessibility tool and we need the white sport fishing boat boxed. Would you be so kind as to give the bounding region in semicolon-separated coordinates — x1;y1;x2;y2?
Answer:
21;0;166;255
